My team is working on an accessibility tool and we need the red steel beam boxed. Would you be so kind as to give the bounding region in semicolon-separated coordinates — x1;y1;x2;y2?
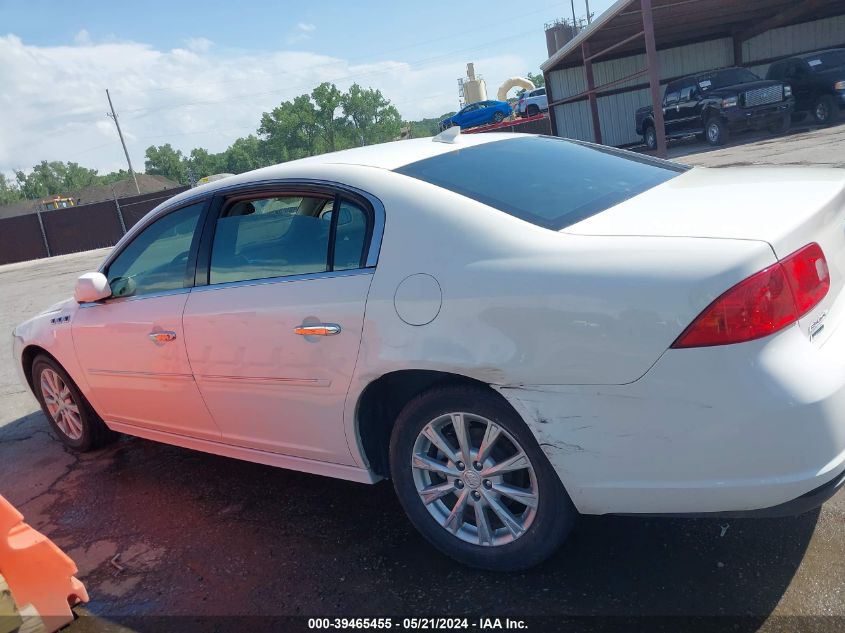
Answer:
582;41;603;145
641;0;667;157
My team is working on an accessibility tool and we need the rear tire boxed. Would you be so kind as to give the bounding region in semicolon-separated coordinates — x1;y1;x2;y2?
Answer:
493;112;505;124
705;116;729;145
526;105;540;117
812;95;838;125
32;355;117;451
389;384;576;571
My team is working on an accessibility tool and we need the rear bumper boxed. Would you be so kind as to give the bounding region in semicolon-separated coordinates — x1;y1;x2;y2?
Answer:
499;321;845;516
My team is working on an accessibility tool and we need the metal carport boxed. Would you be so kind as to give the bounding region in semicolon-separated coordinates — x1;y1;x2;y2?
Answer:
541;0;845;156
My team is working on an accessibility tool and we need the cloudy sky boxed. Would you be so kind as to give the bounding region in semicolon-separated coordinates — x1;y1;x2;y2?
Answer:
1;0;613;175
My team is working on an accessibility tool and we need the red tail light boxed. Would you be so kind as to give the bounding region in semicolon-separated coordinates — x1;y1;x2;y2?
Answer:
672;243;830;349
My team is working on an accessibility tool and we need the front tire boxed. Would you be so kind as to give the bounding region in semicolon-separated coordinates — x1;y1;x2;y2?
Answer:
812;95;838;125
526;105;540;117
32;355;117;451
492;111;505;124
643;124;658;150
389;385;575;571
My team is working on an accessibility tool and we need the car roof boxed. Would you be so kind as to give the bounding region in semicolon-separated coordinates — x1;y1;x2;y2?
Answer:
793;48;845;59
163;133;527;203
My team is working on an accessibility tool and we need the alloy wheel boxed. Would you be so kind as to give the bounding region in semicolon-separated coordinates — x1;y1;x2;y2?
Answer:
707;122;719;143
816;102;830;123
40;368;83;440
410;412;539;547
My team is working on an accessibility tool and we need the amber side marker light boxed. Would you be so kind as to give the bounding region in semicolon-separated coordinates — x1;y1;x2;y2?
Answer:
672;243;830;349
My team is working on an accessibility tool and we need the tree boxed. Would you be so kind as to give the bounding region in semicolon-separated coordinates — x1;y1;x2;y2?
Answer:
185;148;223;180
222;135;266;174
311;82;344;152
144;144;186;184
259;93;324;163
527;71;545;88
0;174;21;205
14;161;99;200
341;84;402;147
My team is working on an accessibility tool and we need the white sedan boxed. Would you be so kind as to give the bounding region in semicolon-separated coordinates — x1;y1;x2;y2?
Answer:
12;130;845;571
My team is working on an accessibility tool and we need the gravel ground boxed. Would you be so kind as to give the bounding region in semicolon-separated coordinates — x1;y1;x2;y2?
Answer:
3;127;845;631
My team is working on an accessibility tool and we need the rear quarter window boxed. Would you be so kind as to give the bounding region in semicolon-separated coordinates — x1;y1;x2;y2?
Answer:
394;136;686;230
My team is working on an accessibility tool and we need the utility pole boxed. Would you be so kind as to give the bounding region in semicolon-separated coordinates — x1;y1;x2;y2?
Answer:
570;0;577;28
585;0;591;23
105;89;141;195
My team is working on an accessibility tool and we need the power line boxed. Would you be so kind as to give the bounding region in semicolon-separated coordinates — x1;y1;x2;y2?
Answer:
117;2;564;97
121;27;540;121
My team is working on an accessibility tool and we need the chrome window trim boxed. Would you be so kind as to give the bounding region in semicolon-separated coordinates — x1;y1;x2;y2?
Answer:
79;287;191;308
192;268;373;294
100;178;385;274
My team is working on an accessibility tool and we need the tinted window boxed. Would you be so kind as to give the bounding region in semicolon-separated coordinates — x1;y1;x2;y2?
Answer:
331;200;369;271
210;195;331;284
697;68;759;91
105;202;203;298
806;50;845;71
767;61;787;79
395;136;685;230
536;88;546;96
680;86;695;101
664;91;680;106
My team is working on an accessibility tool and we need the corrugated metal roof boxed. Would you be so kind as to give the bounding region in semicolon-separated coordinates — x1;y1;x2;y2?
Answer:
542;0;845;72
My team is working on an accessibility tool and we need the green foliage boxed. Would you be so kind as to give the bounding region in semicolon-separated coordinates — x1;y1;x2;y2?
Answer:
407;112;456;138
2;82;444;207
13;161;100;200
144;143;187;184
527;71;545;88
0;173;21;205
341;84;402;147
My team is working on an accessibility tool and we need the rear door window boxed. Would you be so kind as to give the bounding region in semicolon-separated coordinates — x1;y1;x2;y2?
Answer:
395;136;685;230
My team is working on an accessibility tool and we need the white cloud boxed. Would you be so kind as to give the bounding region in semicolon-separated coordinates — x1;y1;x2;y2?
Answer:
183;37;213;53
297;22;316;32
74;29;92;46
0;34;528;175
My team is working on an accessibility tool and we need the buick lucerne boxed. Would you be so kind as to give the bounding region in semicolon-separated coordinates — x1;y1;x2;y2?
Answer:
13;131;845;570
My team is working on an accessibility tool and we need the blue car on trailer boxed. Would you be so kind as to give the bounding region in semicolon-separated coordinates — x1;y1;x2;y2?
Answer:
439;100;512;130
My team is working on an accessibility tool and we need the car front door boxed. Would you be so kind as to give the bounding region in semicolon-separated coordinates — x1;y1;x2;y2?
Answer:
71;200;222;441
677;84;702;133
788;60;814;111
181;187;378;465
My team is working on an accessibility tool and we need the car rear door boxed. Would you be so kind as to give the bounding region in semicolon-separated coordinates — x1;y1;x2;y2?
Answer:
181;185;379;465
71;200;222;441
662;88;681;136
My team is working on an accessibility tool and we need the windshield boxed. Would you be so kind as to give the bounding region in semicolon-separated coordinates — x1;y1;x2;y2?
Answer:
395;136;686;231
806;50;845;71
697;68;760;91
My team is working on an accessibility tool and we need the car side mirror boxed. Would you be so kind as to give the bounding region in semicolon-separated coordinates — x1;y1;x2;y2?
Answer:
74;272;112;303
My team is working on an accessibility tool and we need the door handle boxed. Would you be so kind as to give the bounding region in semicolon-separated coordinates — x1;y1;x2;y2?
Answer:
294;324;341;336
148;331;177;344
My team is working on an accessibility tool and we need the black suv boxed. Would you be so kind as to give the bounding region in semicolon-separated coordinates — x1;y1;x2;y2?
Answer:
767;49;845;125
635;67;794;148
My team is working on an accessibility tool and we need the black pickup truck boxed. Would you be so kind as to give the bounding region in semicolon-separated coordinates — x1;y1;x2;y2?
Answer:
635;67;794;148
767;49;845;125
